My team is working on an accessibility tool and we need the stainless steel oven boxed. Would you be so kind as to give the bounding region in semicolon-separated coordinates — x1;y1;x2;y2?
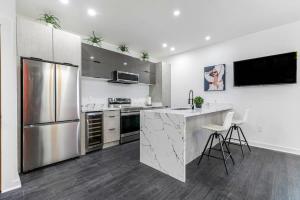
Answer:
120;111;140;144
108;98;142;144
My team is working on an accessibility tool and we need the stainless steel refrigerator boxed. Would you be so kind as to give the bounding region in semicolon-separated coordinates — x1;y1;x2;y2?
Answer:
21;58;80;172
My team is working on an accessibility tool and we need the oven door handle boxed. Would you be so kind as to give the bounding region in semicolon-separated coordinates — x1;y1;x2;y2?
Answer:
121;112;140;116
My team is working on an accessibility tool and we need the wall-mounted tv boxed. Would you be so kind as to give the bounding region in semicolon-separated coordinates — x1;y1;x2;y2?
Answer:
234;52;297;86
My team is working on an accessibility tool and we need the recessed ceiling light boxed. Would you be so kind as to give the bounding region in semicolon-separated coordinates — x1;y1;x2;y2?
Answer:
173;10;181;17
123;62;128;66
170;47;175;51
60;0;69;4
87;9;97;17
162;43;168;48
205;36;211;41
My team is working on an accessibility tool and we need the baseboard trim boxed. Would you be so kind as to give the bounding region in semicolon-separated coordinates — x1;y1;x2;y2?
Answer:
248;140;300;156
1;178;21;193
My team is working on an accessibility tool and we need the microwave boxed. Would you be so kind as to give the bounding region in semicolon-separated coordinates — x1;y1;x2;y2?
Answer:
108;71;139;84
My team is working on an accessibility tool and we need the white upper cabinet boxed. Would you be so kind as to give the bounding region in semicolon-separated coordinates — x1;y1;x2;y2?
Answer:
17;17;53;61
53;29;81;66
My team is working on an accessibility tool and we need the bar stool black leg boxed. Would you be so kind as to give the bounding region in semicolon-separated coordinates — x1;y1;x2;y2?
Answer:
218;135;229;175
197;134;213;165
228;126;234;147
224;126;232;141
223;126;232;147
238;126;251;152
207;133;215;159
220;134;235;165
236;127;244;157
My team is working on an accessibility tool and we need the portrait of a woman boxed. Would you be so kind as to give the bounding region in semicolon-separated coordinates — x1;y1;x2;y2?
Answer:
204;64;225;91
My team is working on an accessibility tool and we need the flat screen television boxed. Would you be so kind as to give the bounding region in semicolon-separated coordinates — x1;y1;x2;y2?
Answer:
234;52;297;86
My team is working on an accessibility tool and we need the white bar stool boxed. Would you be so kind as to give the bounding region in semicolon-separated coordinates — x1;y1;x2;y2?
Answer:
224;109;251;157
197;111;235;175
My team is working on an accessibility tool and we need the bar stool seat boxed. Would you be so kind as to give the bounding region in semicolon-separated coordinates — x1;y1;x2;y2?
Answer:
197;111;235;175
231;119;244;125
202;124;229;132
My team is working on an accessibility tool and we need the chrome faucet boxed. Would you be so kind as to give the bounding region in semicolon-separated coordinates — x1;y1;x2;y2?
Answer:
188;90;194;110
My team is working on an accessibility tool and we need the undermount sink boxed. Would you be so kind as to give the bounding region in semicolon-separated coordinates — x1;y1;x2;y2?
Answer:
171;108;192;110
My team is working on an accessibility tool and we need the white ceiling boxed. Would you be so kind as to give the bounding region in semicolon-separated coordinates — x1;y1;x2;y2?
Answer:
17;0;300;59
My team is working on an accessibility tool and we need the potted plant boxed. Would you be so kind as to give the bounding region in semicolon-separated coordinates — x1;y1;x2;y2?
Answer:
141;51;149;61
118;44;129;53
194;96;204;108
86;31;103;47
38;13;61;29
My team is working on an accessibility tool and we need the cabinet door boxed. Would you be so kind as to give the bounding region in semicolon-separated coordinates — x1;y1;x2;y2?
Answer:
103;111;120;143
17;17;53;61
139;61;151;84
82;59;114;78
53;29;81;66
150;63;156;84
82;43;123;79
130;58;152;84
103;129;120;143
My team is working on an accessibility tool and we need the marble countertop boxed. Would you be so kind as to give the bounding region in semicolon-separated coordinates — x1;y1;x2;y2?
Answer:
81;107;120;113
141;104;233;118
81;105;166;113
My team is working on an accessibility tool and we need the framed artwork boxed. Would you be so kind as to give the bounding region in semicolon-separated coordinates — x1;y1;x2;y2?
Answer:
204;64;226;91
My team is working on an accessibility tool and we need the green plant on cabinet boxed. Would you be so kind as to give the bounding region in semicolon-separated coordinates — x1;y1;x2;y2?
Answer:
38;13;61;29
86;31;103;47
141;51;149;61
118;44;129;53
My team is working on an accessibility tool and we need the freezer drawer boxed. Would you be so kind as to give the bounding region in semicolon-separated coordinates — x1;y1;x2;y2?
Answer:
56;64;79;121
22;59;55;125
22;121;80;172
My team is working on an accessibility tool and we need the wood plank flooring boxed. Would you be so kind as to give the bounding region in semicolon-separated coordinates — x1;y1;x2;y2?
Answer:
1;141;300;200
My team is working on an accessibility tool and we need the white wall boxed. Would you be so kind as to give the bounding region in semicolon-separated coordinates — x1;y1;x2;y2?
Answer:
0;0;21;192
166;20;300;155
81;77;150;105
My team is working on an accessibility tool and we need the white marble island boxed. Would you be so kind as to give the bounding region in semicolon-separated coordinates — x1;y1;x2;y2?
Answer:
140;104;233;182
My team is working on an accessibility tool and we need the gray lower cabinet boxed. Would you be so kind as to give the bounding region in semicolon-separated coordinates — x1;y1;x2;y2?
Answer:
17;17;53;61
53;29;81;66
81;43;156;84
103;110;120;148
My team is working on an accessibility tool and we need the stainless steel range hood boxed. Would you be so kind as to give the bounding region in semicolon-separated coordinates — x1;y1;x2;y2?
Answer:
108;71;139;84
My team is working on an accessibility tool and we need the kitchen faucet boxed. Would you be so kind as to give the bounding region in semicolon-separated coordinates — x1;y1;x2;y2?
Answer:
188;90;194;110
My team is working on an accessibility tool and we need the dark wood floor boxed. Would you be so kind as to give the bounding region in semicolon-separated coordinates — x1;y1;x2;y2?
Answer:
1;141;300;200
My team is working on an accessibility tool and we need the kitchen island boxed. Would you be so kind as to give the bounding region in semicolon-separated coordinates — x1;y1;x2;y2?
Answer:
140;104;233;182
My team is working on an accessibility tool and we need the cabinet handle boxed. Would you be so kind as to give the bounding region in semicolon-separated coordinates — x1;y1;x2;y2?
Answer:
109;128;116;131
108;116;115;118
29;57;44;61
93;60;101;64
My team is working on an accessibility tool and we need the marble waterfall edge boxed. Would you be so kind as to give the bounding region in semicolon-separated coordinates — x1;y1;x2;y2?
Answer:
140;111;186;182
